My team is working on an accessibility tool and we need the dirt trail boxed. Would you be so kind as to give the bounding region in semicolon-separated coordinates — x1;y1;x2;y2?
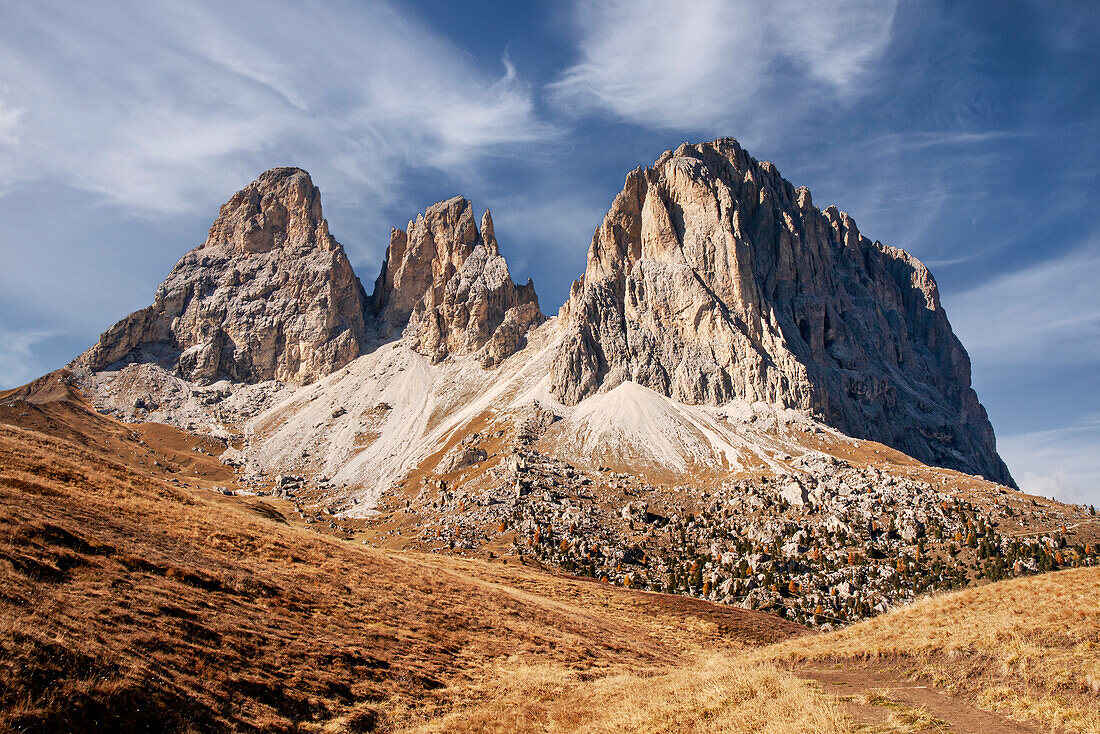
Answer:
797;663;1041;734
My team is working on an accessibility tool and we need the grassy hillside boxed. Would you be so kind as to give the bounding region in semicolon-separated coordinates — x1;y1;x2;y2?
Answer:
0;412;815;733
766;566;1100;733
2;374;1096;733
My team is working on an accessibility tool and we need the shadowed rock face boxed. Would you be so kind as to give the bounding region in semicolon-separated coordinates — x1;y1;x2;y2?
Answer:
549;139;1013;486
76;168;369;384
371;196;544;367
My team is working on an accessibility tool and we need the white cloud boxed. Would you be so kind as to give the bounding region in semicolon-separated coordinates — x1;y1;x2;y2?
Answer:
547;0;897;136
0;100;20;146
999;417;1100;507
944;238;1100;368
943;239;1100;507
0;0;554;215
0;327;54;388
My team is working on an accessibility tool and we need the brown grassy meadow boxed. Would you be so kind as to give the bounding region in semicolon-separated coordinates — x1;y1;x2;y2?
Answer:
2;375;1097;733
766;566;1100;732
0;397;808;732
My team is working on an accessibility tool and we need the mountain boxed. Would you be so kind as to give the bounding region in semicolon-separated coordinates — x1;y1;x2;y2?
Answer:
77;168;369;385
549;139;1011;486
58;138;1098;631
77;173;545;385
371;195;545;367
8;136;1100;733
72;139;1010;483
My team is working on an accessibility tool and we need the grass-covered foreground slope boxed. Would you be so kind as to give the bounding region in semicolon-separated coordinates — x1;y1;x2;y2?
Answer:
0;405;811;733
1;374;1096;733
766;566;1100;733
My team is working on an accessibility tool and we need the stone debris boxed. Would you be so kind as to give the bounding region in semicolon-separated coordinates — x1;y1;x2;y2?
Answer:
273;474;304;499
438;435;488;474
403;447;1097;628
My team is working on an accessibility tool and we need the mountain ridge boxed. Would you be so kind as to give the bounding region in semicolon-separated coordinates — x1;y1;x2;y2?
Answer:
72;137;1012;492
370;195;545;367
76;167;369;385
31;139;1100;633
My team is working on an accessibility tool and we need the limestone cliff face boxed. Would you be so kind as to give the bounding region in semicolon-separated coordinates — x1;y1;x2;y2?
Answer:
76;168;369;384
371;196;544;367
549;139;1013;486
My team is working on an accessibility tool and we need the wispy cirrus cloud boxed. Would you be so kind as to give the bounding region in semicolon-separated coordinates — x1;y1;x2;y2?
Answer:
998;416;1100;507
944;236;1100;369
941;233;1100;506
0;0;554;215
546;0;897;138
0;0;560;388
0;327;56;388
0;101;20;146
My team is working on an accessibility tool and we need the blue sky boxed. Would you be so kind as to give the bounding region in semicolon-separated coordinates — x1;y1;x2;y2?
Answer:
0;0;1097;504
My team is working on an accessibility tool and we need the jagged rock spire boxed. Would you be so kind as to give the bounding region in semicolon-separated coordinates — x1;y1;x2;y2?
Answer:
481;210;499;256
371;196;544;367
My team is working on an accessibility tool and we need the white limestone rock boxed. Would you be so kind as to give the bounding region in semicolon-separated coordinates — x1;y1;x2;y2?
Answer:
371;197;545;367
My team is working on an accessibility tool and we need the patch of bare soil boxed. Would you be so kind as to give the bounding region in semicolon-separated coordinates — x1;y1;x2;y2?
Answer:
798;663;1042;733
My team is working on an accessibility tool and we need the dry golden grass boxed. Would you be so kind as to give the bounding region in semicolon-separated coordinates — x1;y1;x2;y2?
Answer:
0;396;806;733
4;374;1097;733
403;552;802;655
388;653;851;734
766;567;1100;733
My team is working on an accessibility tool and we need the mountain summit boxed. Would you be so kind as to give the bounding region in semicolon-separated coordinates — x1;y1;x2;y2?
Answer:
78;172;547;386
549;139;1012;485
371;196;545;367
43;138;1085;636
76;168;369;385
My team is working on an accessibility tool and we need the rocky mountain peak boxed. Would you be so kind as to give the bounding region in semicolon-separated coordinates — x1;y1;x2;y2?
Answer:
202;167;334;256
70;149;1010;488
549;138;1013;486
75;168;368;385
480;209;499;256
371;195;480;331
371;196;544;367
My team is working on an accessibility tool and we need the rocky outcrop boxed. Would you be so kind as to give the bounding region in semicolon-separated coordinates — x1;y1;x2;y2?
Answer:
549;139;1013;486
76;168;368;384
371;196;544;367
